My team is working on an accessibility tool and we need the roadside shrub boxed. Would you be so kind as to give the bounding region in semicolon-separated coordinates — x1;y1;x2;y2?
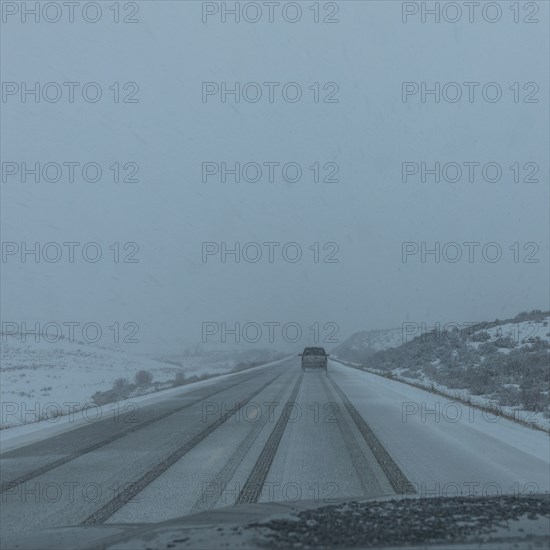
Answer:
174;371;186;386
93;377;134;405
494;337;516;349
471;331;490;342
114;377;129;391
496;385;521;407
521;385;547;412
134;370;153;387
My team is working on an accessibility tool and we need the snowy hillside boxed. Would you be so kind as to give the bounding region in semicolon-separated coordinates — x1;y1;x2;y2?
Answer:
0;335;283;429
347;310;550;430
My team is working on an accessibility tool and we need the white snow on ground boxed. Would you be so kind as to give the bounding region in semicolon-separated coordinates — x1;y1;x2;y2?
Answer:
333;358;550;432
0;333;282;429
402;368;550;431
0;355;293;453
468;315;550;351
329;360;550;495
332;315;550;432
392;368;550;432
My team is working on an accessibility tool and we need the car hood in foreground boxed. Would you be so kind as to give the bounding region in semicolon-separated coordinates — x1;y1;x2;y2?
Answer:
1;494;548;550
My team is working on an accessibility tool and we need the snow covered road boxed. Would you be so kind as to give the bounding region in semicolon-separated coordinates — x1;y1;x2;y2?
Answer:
1;356;548;538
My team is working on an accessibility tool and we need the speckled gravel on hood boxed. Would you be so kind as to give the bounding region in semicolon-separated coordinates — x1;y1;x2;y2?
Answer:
253;495;549;549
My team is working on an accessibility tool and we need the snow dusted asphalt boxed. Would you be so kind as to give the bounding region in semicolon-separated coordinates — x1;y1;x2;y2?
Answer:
1;356;548;542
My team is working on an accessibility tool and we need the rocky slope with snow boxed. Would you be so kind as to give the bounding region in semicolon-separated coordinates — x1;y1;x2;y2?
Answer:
332;310;550;430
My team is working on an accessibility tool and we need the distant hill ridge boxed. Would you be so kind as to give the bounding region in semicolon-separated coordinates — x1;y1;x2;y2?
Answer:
331;327;403;363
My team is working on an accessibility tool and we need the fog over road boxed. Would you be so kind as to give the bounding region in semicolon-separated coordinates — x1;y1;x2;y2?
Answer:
1;357;548;537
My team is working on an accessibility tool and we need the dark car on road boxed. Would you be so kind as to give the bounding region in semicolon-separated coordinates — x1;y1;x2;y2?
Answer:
300;347;329;371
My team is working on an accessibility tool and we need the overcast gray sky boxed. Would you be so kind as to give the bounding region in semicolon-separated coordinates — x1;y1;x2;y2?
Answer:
1;1;549;353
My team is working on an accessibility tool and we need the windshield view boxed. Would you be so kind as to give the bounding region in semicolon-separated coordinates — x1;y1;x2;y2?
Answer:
1;1;549;549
